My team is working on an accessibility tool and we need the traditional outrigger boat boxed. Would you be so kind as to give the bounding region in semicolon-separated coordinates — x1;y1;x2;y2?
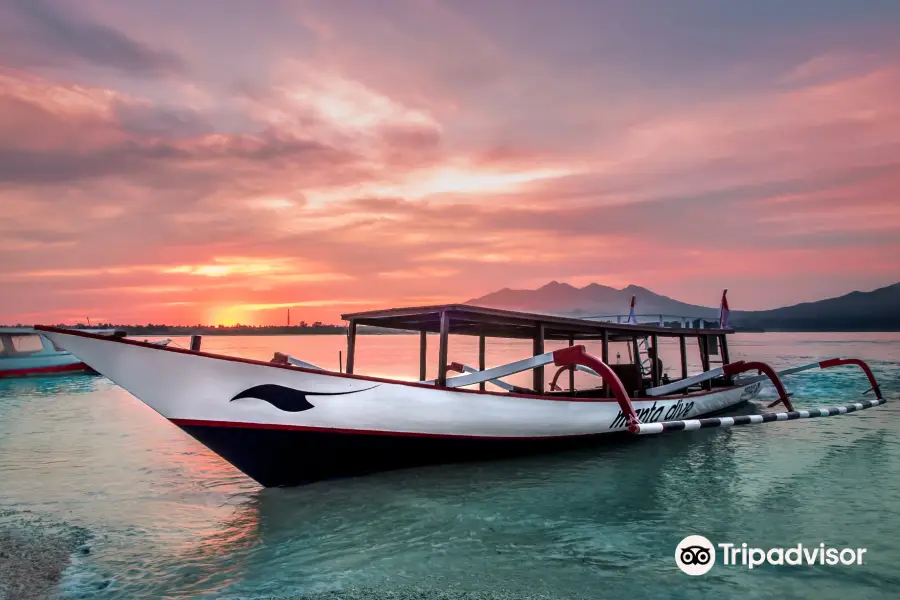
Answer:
34;294;886;487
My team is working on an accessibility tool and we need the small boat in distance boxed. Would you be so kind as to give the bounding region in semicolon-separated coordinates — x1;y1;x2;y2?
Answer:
0;327;170;379
35;292;888;487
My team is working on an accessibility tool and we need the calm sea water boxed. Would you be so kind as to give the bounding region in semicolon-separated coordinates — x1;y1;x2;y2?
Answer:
1;333;900;599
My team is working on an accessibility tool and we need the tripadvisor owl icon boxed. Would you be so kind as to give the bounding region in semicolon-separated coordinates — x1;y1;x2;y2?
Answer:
675;535;716;575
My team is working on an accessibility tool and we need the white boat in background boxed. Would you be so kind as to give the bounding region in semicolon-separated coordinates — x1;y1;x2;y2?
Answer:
35;293;887;487
0;327;170;379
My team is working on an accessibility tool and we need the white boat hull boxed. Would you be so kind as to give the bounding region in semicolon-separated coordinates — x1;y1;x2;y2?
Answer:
38;328;762;486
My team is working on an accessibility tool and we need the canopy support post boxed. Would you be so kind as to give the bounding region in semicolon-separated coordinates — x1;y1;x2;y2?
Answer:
568;335;575;394
601;329;609;397
346;320;357;374
720;334;731;383
437;311;450;386
419;330;427;381
632;337;641;385
699;336;711;390
533;323;545;393
679;334;688;383
650;333;660;388
478;335;486;391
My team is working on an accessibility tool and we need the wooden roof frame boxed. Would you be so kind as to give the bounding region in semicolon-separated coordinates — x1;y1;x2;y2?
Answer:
342;304;732;340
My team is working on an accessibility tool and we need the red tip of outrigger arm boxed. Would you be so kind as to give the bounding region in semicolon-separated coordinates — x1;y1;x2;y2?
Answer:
723;360;794;411
819;358;883;400
552;345;642;432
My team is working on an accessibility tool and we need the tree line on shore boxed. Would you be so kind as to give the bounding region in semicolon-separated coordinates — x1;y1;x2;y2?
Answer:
44;322;347;335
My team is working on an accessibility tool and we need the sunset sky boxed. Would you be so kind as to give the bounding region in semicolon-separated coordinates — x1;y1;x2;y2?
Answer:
2;0;899;326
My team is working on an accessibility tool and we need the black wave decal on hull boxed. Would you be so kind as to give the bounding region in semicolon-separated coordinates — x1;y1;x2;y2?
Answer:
230;383;379;412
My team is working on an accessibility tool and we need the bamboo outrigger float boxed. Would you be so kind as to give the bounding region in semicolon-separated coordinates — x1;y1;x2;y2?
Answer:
34;293;886;487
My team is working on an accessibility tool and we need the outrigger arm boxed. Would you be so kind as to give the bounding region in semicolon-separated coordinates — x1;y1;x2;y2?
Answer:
645;361;822;397
636;356;886;434
644;361;803;411
645;366;727;396
646;357;884;413
731;362;821;386
448;361;601;393
445;363;518;392
426;351;558;388
287;356;325;370
269;352;326;371
428;345;643;432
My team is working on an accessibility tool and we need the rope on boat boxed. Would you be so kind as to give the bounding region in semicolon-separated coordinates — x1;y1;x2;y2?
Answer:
635;398;887;435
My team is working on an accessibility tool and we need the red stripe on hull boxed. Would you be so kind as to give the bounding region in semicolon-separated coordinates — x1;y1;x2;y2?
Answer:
169;418;600;441
0;362;90;379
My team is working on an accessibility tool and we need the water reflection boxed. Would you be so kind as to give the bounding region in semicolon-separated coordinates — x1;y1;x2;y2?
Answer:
204;426;747;597
0;373;106;400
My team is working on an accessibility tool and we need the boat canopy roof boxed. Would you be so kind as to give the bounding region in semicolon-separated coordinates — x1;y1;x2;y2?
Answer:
341;304;732;340
0;327;42;335
0;327;122;336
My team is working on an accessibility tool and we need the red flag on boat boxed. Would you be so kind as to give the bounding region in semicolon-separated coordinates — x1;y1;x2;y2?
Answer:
627;295;638;325
719;289;730;329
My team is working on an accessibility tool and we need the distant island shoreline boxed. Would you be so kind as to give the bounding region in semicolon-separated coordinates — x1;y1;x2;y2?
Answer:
12;326;897;336
123;328;896;335
2;324;412;336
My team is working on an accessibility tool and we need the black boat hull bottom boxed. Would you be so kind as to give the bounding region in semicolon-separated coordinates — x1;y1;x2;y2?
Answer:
175;423;630;487
176;400;753;487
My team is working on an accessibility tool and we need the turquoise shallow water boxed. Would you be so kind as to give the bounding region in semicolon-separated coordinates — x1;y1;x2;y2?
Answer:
1;332;899;599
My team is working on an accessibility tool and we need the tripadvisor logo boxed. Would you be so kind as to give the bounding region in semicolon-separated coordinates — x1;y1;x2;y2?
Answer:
675;535;716;576
675;536;868;575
